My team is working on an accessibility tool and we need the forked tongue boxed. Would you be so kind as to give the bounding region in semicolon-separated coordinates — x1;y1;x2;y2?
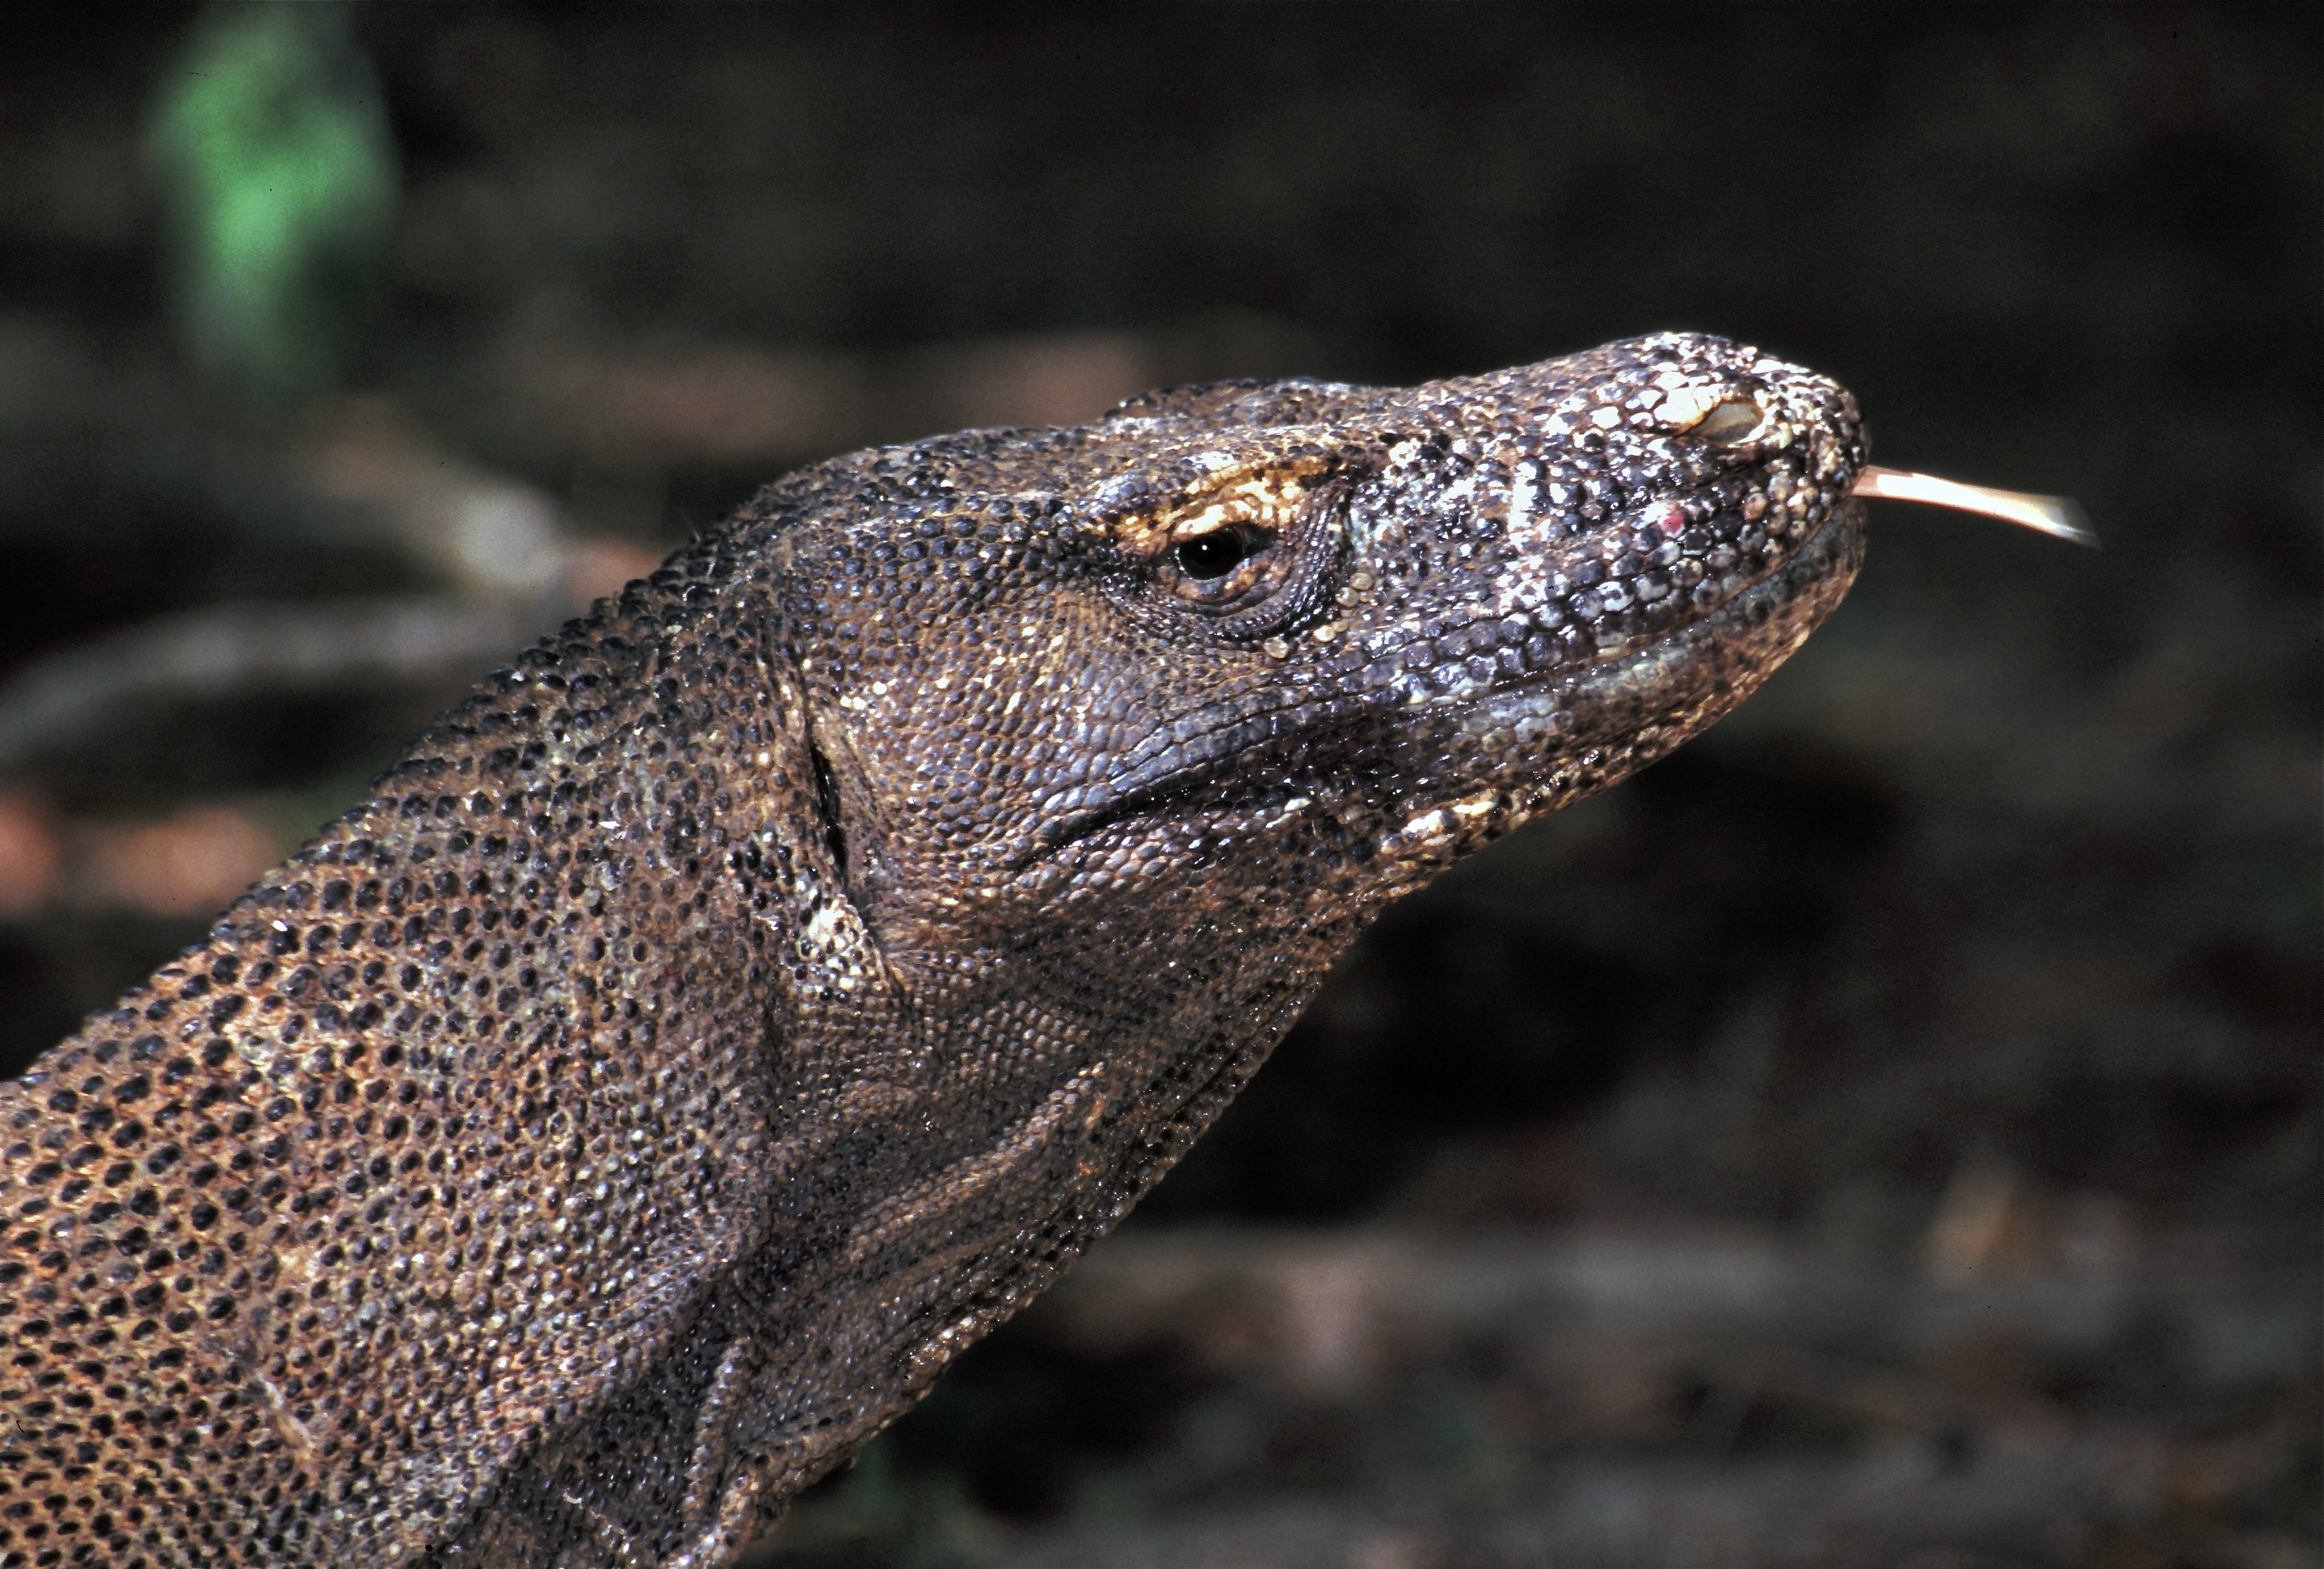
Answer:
1851;465;2095;547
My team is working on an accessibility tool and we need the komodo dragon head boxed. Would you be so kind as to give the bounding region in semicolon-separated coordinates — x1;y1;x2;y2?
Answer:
0;332;1870;1566
767;329;1863;1023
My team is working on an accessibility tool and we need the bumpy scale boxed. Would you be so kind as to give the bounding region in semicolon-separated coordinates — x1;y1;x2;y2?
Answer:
0;333;1867;1566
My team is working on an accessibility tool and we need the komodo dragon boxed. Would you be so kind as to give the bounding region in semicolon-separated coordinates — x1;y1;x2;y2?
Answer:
3;332;1917;1565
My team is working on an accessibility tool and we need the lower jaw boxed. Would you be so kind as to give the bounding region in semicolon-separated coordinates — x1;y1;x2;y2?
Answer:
1569;496;1866;726
1423;500;1868;842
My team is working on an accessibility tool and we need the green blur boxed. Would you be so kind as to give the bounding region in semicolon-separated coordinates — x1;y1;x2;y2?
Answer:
147;3;399;399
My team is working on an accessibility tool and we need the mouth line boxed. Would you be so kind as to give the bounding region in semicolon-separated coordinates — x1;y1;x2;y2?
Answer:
1014;495;1854;871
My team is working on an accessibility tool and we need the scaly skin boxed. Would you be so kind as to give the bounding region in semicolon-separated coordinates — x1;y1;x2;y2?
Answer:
0;333;1866;1566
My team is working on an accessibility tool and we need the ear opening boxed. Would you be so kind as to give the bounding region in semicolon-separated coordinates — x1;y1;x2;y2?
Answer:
809;741;848;882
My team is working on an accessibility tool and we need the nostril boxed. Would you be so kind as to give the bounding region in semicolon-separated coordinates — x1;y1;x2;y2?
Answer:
1692;397;1764;443
1658;384;1763;442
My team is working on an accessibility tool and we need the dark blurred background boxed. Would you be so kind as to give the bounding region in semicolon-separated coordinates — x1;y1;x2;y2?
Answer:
0;6;2315;1566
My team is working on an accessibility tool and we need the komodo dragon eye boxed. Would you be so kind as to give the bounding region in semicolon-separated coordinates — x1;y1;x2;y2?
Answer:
1157;518;1292;611
1127;470;1355;640
1172;524;1266;581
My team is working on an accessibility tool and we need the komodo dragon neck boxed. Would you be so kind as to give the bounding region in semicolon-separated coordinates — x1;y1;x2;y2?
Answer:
0;333;1868;1566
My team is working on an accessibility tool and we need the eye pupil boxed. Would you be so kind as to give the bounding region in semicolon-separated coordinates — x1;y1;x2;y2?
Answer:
1174;530;1252;581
